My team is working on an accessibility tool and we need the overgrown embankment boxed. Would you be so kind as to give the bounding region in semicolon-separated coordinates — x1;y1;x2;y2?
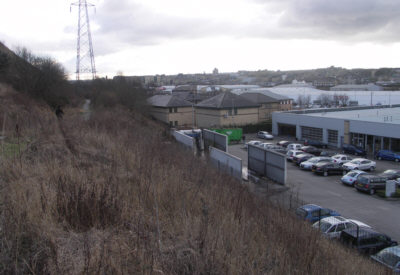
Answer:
0;87;387;274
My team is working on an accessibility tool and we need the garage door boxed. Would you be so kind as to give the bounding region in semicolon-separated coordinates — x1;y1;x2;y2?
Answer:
278;123;296;137
301;126;323;141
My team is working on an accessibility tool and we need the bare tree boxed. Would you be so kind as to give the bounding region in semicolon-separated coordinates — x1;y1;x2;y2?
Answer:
296;94;311;109
317;93;333;107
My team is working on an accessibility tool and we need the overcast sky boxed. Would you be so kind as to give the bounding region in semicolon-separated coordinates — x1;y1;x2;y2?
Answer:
1;0;400;78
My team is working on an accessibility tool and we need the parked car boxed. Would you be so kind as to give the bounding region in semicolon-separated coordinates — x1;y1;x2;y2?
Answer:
320;151;334;157
300;156;332;170
303;139;328;148
312;162;345;176
312;216;371;239
341;170;367;187
293;153;314;165
301;146;321;156
245;140;262;149
331;154;352;166
277;140;291;148
259;142;274;149
375;150;400;162
286;150;304;162
287;143;303;151
257;131;274;140
355;174;388;195
342;158;376;171
371;246;400;273
378;169;400;180
340;227;398;255
342;144;367;156
295;204;340;223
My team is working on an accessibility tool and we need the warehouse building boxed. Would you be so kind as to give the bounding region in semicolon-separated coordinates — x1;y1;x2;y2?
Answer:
272;105;400;153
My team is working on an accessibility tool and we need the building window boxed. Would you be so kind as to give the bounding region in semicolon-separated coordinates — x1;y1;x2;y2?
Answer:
174;107;178;113
169;108;173;113
174;121;178;126
169;121;173;126
328;129;338;145
301;126;323;141
228;108;238;116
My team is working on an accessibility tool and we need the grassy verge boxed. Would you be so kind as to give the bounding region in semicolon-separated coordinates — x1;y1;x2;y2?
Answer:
376;187;400;198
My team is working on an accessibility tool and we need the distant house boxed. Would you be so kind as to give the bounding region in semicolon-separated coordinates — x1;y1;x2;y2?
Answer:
331;84;383;91
147;95;193;127
238;92;280;121
250;89;293;111
195;92;259;128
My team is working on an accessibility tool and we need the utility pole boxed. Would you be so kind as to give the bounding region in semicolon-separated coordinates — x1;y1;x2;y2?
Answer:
71;0;96;80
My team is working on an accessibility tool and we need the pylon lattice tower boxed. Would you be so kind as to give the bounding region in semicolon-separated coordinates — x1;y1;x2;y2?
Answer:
71;0;96;80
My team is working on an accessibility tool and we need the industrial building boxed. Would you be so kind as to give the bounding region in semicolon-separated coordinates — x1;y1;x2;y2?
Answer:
272;105;400;153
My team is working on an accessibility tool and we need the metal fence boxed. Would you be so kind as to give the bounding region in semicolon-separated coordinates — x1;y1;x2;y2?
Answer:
248;144;287;185
172;130;195;150
209;146;242;180
203;129;228;152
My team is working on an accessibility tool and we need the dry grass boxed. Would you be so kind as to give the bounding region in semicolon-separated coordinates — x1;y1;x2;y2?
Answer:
0;93;389;274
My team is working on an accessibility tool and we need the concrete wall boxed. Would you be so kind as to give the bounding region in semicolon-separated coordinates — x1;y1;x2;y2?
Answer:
172;131;194;149
196;107;259;128
209;147;242;180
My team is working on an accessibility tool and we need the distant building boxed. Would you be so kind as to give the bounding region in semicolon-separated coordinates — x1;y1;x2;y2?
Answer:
234;89;293;111
147;95;193;127
195;92;259;128
331;84;383;91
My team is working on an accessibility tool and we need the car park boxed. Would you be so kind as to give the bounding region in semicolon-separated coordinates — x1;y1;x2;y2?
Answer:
355;174;388;195
245;140;262;149
340;227;398;255
286;150;304;161
319;151;334;157
301;146;321;156
257;131;274;140
300;156;332;170
312;162;345;176
342;158;376;171
341;170;367;187
312;216;371;239
295;204;340;223
371;246;400;273
287;143;303;151
342;144;367;156
277;140;290;148
293;153;314;165
331;154;352;166
375;150;400;162
303;139;328;148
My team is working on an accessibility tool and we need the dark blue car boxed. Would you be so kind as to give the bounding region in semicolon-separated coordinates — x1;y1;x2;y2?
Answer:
375;150;400;162
342;144;367;156
295;204;340;223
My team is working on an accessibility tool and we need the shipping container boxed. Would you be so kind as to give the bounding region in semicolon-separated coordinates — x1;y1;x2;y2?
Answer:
211;128;243;144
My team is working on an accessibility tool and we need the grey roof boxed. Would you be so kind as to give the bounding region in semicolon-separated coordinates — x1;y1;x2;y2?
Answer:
147;95;192;107
196;91;259;109
233;88;291;101
239;92;279;104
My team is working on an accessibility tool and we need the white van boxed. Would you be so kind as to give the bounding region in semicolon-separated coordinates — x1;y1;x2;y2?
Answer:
287;143;302;151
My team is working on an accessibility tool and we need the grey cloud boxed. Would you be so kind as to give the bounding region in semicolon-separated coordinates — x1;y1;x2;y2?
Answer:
88;0;400;52
254;0;400;42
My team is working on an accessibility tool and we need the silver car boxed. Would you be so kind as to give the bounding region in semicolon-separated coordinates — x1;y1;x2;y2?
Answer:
371;246;400;273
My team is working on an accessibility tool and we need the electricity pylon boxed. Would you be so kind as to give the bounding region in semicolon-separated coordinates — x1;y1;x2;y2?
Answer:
71;0;96;80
